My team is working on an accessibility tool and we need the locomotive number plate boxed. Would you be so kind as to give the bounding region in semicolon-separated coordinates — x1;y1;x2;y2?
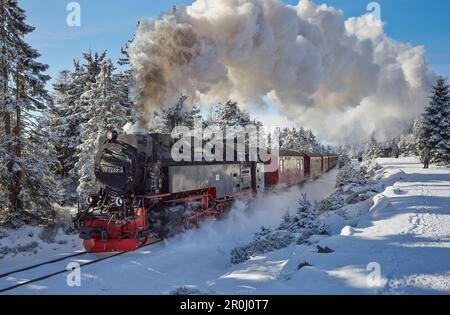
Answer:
100;165;124;174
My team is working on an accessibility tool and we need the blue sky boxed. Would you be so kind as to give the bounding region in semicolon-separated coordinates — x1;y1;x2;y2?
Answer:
20;0;450;85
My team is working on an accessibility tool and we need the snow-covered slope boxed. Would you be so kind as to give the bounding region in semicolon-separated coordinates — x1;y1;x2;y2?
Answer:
2;158;449;295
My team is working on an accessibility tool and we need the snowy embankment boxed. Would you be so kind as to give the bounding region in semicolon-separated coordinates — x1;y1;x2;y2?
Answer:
2;158;449;294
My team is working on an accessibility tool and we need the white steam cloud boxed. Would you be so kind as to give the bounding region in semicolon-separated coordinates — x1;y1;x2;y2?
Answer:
129;0;435;142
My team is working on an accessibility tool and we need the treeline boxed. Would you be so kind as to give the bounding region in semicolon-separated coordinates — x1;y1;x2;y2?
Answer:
0;1;136;227
279;127;333;154
152;98;331;154
360;77;449;164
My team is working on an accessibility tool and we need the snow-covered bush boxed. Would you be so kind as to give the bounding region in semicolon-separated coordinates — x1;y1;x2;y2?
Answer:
281;195;327;234
344;189;377;205
230;227;295;264
338;154;351;169
367;159;383;174
316;193;345;213
0;241;39;260
231;195;326;264
335;164;368;188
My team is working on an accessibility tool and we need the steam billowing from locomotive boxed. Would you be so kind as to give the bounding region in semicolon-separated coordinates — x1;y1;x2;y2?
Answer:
129;0;434;142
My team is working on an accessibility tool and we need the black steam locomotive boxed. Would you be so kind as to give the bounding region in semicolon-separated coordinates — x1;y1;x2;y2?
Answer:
74;131;336;253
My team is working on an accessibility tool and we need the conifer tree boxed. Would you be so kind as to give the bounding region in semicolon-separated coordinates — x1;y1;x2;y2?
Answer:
76;60;134;196
363;133;382;161
421;77;450;163
0;0;58;225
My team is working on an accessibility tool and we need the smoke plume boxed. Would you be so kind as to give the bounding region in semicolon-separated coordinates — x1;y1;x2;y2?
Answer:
129;0;434;142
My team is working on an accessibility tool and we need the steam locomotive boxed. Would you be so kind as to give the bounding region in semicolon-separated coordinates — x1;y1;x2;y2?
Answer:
73;131;337;253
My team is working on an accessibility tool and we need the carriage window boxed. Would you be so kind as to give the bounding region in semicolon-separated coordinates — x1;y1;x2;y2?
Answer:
297;160;300;170
279;160;283;173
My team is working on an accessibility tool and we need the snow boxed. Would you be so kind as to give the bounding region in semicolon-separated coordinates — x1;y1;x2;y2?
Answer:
1;158;449;294
0;225;82;272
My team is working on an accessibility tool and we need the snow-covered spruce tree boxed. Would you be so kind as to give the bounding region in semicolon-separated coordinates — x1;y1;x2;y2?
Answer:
363;132;382;161
305;130;320;152
280;128;297;150
45;52;109;201
76;59;134;196
117;39;137;126
215;100;251;129
411;116;424;156
395;116;424;157
337;144;351;168
280;194;327;237
44;70;80;203
153;96;201;133
421;77;450;164
0;0;59;226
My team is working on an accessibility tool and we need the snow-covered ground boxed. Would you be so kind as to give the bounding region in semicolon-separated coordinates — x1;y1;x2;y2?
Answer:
0;226;82;269
1;158;449;295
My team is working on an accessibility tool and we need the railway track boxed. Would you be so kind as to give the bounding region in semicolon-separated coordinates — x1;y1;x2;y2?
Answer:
0;239;161;294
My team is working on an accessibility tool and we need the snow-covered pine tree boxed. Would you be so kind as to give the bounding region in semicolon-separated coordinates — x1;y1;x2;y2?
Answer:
44;70;82;203
337;144;351;168
304;130;319;152
58;52;108;190
411;116;424;156
117;38;137;128
215;100;251;129
297;127;308;151
153;96;201;133
278;127;289;149
421;77;450;164
0;0;59;226
76;59;134;196
363;132;382;161
280;128;296;150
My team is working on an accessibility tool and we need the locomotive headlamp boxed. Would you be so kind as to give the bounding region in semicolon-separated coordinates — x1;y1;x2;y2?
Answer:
106;130;118;141
86;196;95;205
115;197;124;207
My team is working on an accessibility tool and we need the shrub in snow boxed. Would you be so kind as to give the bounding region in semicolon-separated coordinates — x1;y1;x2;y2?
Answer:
335;164;368;188
316;193;345;213
230;227;295;264
344;189;376;205
231;194;326;264
0;241;39;259
281;194;327;234
367;159;383;174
